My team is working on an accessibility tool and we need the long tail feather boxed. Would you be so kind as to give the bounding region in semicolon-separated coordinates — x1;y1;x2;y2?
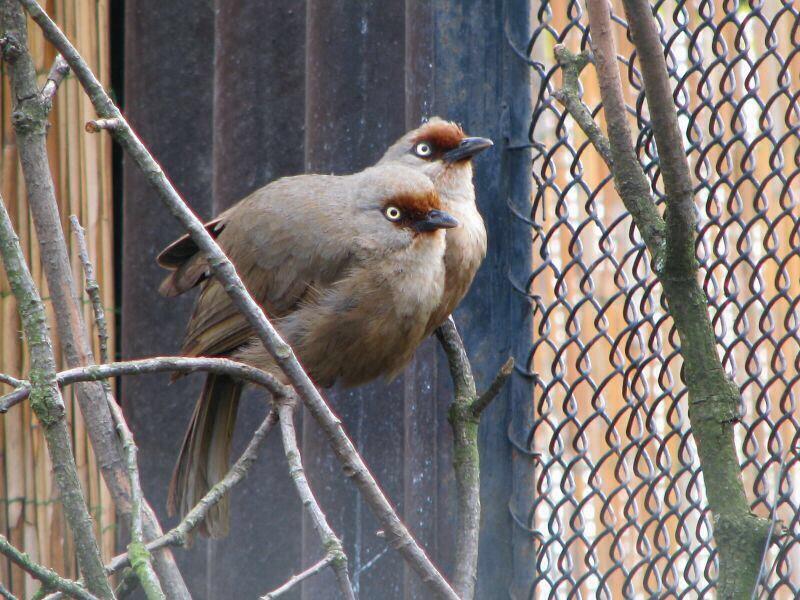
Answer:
167;373;242;538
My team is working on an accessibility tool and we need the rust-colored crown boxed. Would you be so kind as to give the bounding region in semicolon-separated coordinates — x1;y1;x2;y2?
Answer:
412;120;466;150
385;189;441;216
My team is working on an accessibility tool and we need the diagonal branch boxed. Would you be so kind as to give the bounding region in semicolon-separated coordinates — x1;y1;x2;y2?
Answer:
261;557;333;600
572;10;667;260
0;581;18;600
619;0;694;279
275;397;355;600
105;408;279;575
552;45;613;168
471;356;514;418
0;535;98;600
18;2;457;596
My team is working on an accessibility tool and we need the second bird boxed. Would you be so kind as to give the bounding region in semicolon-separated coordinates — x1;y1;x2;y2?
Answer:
158;118;492;536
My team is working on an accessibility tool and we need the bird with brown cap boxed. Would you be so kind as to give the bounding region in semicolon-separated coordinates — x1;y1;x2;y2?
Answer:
158;118;492;536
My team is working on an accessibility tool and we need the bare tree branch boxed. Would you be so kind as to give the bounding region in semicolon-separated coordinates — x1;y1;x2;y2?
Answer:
552;45;612;168
18;2;458;596
110;393;165;600
0;581;19;600
276;397;355;600
0;356;285;412
70;216;110;365
260;556;333;600
435;317;512;600
0;186;112;597
85;118;120;133
71;217;165;600
0;535;98;600
40;53;68;101
472;356;514;418
105;408;278;576
0;373;24;388
555;1;774;596
3;2;189;596
578;6;667;259
619;0;695;279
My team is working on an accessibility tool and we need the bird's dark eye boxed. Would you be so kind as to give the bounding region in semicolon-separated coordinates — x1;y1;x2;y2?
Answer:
384;206;402;221
413;142;433;157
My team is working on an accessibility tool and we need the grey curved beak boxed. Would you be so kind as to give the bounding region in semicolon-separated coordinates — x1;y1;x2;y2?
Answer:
414;209;460;232
443;137;494;163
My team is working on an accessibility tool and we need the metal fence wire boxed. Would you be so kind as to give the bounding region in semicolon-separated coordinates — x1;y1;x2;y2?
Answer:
520;0;800;597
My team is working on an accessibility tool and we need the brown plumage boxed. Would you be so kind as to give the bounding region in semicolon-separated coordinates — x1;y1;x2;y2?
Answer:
412;119;465;151
161;118;491;537
160;164;458;536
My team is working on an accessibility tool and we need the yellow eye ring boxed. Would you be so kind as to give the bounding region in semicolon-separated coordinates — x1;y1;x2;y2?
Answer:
384;206;402;221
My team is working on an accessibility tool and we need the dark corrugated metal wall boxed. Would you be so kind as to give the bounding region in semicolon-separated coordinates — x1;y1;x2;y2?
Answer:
120;1;532;597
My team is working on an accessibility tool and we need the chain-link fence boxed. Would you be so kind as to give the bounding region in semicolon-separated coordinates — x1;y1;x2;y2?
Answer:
518;0;800;597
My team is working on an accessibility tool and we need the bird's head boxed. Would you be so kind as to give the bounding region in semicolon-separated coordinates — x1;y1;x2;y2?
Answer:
379;189;459;236
378;117;493;192
355;166;460;248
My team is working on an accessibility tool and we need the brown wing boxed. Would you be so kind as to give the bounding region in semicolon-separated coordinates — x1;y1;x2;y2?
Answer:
157;217;226;297
157;174;364;359
179;261;313;358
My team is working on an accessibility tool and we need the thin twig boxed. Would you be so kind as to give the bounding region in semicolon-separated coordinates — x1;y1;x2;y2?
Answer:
70;216;110;365
260;556;333;600
472;356;514;418
19;2;457;596
276;397;355;600
0;385;29;411
0;581;19;600
105;409;279;575
0;534;99;600
0;356;286;412
0;372;24;388
85;118;120;133
70;217;165;599
750;450;789;600
40;53;68;101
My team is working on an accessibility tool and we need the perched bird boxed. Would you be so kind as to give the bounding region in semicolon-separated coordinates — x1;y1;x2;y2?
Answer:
158;118;492;536
159;165;457;536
